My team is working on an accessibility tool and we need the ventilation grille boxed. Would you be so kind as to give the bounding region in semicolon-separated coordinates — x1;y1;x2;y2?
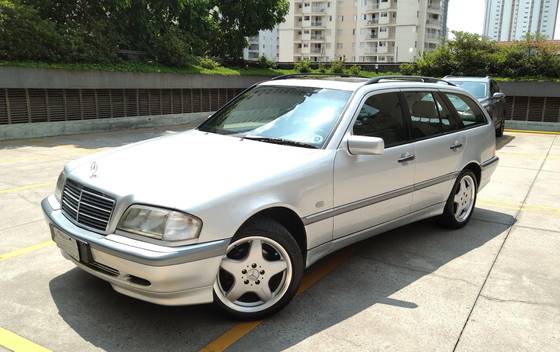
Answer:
61;180;116;232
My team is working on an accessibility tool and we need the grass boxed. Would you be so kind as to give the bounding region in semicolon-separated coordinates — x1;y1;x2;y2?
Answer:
1;60;557;82
0;60;396;78
0;60;294;76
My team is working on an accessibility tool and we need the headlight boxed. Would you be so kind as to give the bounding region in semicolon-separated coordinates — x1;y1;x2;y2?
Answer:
118;205;202;242
54;172;65;202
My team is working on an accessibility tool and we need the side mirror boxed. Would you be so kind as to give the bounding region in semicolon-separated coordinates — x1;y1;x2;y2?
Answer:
347;135;385;155
493;92;505;99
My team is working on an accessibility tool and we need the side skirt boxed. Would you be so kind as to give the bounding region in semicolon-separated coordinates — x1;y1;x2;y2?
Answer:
305;202;445;268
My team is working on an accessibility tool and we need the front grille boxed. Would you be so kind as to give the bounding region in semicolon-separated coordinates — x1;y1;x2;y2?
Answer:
61;179;115;232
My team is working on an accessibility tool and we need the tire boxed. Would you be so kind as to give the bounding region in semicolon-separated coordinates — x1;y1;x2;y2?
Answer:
495;119;505;137
213;218;304;320
438;169;478;229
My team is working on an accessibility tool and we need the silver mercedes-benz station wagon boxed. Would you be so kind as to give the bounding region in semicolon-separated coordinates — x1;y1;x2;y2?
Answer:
42;75;499;319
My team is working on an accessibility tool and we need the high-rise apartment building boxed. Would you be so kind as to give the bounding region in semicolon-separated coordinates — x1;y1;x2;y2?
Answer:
278;0;449;63
483;0;559;41
243;28;279;62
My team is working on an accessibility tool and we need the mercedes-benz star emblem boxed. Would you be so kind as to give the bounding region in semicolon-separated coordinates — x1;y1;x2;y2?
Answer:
90;161;98;178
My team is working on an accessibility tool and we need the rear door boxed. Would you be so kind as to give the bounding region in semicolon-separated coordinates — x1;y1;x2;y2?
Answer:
402;90;465;212
333;91;414;239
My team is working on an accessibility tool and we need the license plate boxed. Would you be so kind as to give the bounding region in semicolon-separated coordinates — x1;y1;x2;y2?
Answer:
52;227;80;261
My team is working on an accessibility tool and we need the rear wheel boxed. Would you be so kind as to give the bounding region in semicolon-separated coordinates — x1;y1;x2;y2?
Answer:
438;170;477;229
213;218;303;320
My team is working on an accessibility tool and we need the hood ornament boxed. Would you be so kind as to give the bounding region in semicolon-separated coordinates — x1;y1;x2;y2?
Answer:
90;161;98;178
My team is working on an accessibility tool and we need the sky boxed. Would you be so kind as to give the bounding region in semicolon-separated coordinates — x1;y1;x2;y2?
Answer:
447;0;560;39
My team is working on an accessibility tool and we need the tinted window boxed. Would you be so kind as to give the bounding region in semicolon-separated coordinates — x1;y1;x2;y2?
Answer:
434;93;457;132
404;92;443;138
451;81;487;99
198;86;352;148
446;93;487;127
353;93;408;147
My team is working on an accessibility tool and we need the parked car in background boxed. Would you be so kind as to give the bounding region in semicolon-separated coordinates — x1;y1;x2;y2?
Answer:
42;75;499;319
444;76;506;137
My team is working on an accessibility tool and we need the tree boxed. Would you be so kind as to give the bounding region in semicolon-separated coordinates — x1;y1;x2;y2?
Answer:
207;0;289;61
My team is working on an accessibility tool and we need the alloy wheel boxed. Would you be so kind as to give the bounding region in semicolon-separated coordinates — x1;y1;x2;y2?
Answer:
453;174;476;222
214;236;292;313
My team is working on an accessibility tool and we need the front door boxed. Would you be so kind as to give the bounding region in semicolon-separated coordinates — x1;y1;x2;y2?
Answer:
333;91;414;239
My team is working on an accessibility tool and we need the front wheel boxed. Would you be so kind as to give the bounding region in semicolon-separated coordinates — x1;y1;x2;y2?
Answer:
496;119;505;137
213;218;303;320
438;170;478;229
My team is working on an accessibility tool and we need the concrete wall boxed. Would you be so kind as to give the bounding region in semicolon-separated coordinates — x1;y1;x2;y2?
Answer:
499;81;560;98
0;67;268;89
0;113;209;141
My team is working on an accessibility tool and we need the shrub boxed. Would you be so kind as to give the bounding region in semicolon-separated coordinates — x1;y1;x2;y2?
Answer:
294;58;311;73
318;63;328;73
329;58;345;74
0;1;65;62
153;28;191;67
258;55;274;68
199;56;221;70
348;64;362;76
399;63;417;75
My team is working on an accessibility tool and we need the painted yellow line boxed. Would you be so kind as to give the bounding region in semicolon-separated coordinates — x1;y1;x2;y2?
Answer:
478;199;560;214
0;328;51;352
0;241;54;261
199;249;352;352
0;183;51;195
505;129;560;135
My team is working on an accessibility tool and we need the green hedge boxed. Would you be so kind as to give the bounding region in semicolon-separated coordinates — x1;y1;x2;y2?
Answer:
401;32;560;80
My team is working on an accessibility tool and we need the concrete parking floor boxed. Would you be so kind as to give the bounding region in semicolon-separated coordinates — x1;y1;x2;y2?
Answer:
0;127;559;352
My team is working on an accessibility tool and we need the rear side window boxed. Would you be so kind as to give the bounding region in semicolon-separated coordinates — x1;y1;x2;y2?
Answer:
404;92;445;139
353;92;408;147
445;93;487;127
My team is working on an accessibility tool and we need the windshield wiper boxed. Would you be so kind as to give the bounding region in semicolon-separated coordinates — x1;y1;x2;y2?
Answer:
243;136;319;149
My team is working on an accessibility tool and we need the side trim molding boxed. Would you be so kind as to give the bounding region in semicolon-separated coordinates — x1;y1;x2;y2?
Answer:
481;156;499;169
302;171;459;225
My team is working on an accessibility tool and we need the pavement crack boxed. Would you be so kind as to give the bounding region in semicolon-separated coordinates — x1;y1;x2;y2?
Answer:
479;294;560;309
452;134;557;352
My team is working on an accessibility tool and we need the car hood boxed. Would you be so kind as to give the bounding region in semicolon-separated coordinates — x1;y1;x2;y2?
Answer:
65;130;328;210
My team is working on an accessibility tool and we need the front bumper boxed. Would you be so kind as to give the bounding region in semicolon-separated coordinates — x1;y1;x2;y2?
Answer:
42;195;228;306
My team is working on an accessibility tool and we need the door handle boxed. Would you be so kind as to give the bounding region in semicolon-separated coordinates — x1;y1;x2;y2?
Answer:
450;142;463;150
398;153;415;163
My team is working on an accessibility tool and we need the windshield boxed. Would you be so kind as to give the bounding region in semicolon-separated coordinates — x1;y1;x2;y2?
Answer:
198;85;352;148
450;81;488;99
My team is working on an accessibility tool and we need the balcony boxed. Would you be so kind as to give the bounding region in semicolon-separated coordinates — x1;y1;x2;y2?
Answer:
310;35;325;41
364;19;379;26
311;21;324;27
364;34;379;40
379;0;391;9
304;6;327;14
428;0;442;11
426;18;441;27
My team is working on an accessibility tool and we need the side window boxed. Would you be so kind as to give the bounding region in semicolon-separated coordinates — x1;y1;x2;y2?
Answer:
445;93;487;127
434;93;457;132
353;92;408;147
404;92;442;139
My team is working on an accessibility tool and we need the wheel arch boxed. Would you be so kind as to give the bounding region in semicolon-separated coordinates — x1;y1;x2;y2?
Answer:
462;162;482;187
236;206;308;259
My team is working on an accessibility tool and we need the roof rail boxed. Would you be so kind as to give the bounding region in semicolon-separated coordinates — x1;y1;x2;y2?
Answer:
365;76;456;86
271;73;363;80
